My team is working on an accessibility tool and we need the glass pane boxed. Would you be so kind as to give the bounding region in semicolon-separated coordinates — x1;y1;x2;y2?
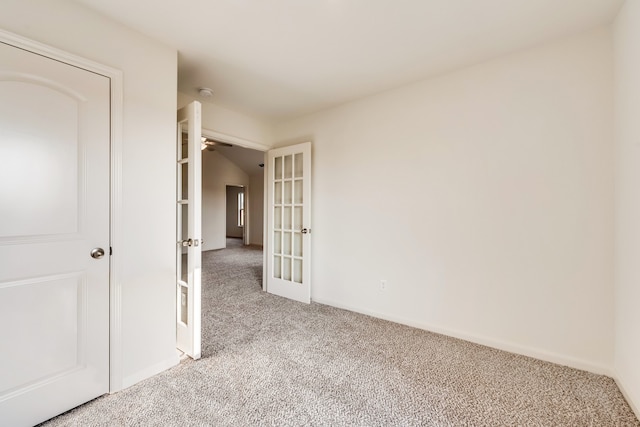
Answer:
293;259;302;283
283;232;292;256
284;181;292;204
274;231;281;254
283;206;292;230
274;156;282;180
180;254;187;282
294;207;302;230
180;203;188;243
274;206;282;229
274;256;281;279
294;153;303;178
179;203;188;282
180;131;188;160
294;180;303;204
284;155;293;179
274;181;282;205
283;257;292;281
180;285;188;325
293;232;302;257
180;162;188;200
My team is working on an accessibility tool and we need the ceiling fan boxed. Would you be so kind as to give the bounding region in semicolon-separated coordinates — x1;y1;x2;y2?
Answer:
201;137;233;151
181;133;233;151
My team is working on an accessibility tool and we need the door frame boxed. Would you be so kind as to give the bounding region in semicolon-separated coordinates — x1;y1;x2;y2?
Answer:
0;30;125;392
224;184;248;245
201;127;270;248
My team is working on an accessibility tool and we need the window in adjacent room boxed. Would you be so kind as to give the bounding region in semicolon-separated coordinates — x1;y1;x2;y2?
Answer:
238;191;245;227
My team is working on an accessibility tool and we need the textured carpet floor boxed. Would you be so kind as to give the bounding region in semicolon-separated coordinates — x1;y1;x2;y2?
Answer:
42;239;639;426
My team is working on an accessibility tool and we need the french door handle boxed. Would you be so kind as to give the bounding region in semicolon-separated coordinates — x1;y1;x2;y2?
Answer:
178;238;193;247
301;228;310;234
177;238;202;247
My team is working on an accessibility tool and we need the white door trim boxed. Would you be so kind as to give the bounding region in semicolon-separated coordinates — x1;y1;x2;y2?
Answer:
0;29;125;393
202;128;271;152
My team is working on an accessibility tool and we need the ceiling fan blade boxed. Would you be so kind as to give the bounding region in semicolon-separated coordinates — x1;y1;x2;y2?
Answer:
203;138;233;148
181;133;233;148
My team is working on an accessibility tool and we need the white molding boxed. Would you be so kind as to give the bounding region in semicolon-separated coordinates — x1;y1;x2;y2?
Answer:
262;157;269;291
0;29;125;393
108;71;124;393
615;373;640;420
121;355;180;390
312;297;613;376
202;127;270;152
244;183;250;245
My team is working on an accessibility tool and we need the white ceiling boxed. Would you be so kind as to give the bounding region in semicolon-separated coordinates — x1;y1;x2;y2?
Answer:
75;0;624;121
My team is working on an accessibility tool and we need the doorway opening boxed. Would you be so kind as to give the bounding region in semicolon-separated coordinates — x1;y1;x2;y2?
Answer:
226;185;246;246
200;139;265;252
198;132;267;349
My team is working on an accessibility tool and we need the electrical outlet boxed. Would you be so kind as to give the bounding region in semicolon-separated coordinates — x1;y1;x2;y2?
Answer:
380;280;387;291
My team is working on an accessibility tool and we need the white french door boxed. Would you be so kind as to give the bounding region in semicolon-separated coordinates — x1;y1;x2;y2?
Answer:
0;42;110;425
176;101;202;359
266;142;312;303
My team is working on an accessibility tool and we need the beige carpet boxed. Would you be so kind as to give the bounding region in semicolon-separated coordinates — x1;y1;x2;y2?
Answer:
42;239;639;426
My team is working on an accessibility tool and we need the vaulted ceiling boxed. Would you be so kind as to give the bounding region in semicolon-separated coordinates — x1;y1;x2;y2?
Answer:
76;0;624;121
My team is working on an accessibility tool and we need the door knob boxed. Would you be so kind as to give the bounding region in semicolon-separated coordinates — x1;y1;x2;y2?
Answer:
301;228;310;234
90;247;105;259
178;239;193;247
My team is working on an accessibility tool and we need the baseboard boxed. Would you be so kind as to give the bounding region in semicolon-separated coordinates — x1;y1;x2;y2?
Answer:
120;355;180;390
312;297;612;376
615;373;640;420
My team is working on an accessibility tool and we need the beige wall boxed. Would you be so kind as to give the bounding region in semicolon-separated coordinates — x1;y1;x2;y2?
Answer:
274;28;614;374
0;0;179;387
613;0;640;416
202;151;249;251
178;92;272;144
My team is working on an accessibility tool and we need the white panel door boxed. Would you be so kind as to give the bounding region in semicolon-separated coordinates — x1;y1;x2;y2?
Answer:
176;102;202;360
266;142;312;303
0;42;110;426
